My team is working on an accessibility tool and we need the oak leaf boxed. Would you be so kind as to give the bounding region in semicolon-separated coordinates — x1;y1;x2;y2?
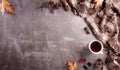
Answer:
66;60;77;70
0;0;15;15
94;0;104;9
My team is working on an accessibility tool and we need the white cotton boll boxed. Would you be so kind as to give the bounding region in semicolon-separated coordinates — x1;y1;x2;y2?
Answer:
101;34;109;41
68;0;77;7
114;60;120;66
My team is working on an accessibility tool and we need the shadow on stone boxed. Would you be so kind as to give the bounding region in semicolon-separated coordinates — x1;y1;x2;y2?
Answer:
80;46;91;57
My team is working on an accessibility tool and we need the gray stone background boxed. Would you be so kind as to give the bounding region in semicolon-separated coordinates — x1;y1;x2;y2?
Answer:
0;0;106;70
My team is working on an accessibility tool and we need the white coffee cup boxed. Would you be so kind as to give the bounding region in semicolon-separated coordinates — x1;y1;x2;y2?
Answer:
89;40;103;54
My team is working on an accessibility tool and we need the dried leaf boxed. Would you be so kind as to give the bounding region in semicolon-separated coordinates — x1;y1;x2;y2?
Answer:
66;60;77;70
73;62;77;69
0;0;15;15
94;0;104;9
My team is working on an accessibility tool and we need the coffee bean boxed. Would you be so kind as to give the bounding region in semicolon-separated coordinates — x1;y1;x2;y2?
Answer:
87;62;92;67
83;65;88;69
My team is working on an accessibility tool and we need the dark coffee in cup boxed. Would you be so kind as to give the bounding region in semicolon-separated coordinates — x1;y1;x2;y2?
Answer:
90;41;101;52
89;40;103;54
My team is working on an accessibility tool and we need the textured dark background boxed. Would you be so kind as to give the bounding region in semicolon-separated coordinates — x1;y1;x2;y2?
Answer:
0;0;106;70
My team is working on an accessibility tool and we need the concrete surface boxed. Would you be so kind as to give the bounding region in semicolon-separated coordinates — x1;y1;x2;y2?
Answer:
0;0;106;70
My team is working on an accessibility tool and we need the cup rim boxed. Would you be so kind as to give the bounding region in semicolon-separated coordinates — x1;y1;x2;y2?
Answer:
89;40;103;54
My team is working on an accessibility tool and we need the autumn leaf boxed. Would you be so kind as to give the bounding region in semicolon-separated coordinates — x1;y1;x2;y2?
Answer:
66;60;77;70
94;0;104;9
0;0;15;15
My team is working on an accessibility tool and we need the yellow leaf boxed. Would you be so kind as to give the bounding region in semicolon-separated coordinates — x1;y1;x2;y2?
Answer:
66;60;77;70
73;62;77;69
94;0;104;9
1;0;15;15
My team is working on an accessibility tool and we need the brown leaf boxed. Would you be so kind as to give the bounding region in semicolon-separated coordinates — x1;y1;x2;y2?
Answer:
94;0;104;9
0;0;15;15
66;60;77;70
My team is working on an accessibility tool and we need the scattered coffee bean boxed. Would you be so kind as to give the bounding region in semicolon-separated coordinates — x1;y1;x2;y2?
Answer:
94;58;104;68
87;62;92;67
83;65;88;69
60;0;71;11
84;27;91;34
48;0;54;8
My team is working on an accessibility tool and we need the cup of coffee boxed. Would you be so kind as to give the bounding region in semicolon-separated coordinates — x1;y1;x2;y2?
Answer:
89;40;103;54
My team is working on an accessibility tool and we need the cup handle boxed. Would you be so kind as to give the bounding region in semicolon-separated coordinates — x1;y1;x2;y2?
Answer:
100;51;103;54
